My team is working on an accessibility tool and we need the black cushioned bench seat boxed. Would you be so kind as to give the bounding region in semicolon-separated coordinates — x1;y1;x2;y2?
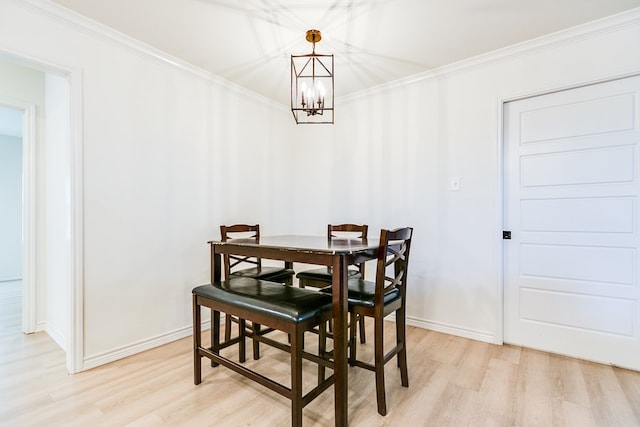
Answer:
192;277;335;426
193;278;332;323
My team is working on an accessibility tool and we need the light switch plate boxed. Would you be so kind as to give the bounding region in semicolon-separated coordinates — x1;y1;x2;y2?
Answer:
450;177;460;191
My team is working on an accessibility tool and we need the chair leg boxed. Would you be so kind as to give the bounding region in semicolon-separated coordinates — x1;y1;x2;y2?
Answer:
397;308;409;387
374;317;387;416
348;312;358;363
253;322;261;360
224;313;232;341
358;314;366;344
318;320;327;384
211;309;221;368
291;327;304;427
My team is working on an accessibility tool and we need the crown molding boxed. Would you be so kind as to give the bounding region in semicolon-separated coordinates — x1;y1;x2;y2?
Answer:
8;1;640;109
9;0;283;109
340;6;640;104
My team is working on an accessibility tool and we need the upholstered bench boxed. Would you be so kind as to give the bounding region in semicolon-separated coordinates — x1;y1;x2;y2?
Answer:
192;277;335;427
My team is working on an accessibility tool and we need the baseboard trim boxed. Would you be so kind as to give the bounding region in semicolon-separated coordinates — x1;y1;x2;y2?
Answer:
45;322;67;351
382;312;499;344
83;320;211;371
405;315;499;344
82;313;498;371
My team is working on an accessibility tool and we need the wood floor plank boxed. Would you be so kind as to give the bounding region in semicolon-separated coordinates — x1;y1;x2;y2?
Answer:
582;361;638;426
615;367;640;422
2;280;639;426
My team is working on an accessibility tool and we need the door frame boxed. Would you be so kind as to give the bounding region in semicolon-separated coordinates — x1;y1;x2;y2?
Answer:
496;70;640;347
0;50;84;374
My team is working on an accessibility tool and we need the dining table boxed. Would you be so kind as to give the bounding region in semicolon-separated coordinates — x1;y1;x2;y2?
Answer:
208;235;380;427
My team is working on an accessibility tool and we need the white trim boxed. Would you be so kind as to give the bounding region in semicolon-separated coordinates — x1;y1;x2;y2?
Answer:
67;67;84;374
9;0;283;110
495;97;506;346
0;50;85;374
406;316;498;345
340;7;640;104
83;321;210;370
12;0;640;110
498;70;640;105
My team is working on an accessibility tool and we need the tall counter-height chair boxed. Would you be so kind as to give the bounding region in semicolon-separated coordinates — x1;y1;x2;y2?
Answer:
220;224;295;284
220;224;295;357
296;224;368;343
327;227;413;416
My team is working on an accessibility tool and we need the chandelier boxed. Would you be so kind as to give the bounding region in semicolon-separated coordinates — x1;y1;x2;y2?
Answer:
291;29;334;124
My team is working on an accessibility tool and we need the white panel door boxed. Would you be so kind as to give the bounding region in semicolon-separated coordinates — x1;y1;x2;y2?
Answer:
504;76;640;370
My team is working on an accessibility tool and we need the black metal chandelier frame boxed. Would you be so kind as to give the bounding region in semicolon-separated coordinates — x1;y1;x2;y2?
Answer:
291;30;334;124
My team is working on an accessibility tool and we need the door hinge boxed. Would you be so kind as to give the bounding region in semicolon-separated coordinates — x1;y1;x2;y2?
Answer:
503;231;511;240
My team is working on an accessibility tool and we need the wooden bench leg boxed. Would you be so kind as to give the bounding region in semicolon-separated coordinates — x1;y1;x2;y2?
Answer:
239;318;246;363
291;327;304;427
253;323;261;360
212;309;220;367
193;295;202;384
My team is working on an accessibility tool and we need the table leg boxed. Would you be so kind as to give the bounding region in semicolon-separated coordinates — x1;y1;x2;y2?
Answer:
332;255;348;427
211;246;221;283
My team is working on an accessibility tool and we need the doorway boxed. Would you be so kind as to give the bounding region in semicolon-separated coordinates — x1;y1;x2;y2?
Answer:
0;106;23;284
0;54;83;373
503;75;640;370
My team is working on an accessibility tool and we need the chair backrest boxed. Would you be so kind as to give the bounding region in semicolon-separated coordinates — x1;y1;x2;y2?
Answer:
328;224;368;275
220;224;261;280
328;223;368;240
374;227;413;305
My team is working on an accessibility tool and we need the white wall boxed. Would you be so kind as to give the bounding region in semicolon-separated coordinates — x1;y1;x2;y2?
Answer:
1;0;638;369
0;0;293;368
292;13;640;342
0;133;22;281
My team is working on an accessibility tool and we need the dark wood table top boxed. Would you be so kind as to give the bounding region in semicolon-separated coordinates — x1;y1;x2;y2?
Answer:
209;235;380;265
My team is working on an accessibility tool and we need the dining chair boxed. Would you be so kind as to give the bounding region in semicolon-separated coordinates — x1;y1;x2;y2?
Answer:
220;224;295;357
221;224;295;284
296;224;368;343
326;227;413;416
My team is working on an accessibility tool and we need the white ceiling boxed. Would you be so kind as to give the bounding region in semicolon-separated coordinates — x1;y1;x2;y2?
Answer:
51;0;640;105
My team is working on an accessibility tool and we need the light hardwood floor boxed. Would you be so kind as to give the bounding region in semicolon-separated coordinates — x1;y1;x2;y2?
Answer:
1;280;639;426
